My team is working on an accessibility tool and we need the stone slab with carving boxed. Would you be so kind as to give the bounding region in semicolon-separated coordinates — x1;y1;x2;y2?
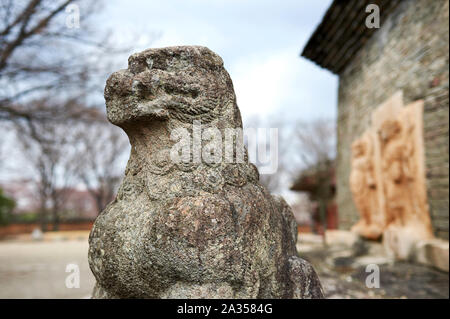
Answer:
88;46;323;298
349;92;435;260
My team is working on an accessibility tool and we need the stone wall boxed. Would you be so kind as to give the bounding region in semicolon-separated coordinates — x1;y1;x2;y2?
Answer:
337;0;449;239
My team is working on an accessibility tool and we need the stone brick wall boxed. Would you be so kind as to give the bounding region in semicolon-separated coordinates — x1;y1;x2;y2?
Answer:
337;0;449;239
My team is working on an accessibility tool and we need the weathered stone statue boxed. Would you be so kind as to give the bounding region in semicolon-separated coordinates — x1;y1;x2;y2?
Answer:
88;46;323;298
349;131;383;240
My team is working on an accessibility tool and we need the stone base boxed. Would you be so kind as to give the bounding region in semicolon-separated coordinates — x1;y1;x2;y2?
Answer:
382;226;425;260
414;239;449;272
381;225;449;272
325;229;359;247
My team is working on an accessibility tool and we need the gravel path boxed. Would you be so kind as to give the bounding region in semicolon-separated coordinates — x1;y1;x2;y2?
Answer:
299;236;449;299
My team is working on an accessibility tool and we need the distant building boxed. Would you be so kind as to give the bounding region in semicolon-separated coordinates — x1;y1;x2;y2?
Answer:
301;0;449;239
56;188;99;220
1;179;39;213
291;161;338;233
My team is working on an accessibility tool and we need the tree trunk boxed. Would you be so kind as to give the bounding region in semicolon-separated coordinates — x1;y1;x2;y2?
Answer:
39;208;47;232
52;209;59;231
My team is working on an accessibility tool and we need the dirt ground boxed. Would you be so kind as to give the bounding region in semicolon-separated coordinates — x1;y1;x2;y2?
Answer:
0;230;447;299
0;232;95;299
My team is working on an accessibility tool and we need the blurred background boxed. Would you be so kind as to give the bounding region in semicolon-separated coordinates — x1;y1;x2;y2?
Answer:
0;0;448;299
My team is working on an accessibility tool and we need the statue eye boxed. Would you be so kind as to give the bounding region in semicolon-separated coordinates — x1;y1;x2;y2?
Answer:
132;81;154;99
189;89;199;99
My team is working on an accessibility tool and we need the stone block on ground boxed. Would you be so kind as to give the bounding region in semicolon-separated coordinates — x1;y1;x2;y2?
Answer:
414;238;449;272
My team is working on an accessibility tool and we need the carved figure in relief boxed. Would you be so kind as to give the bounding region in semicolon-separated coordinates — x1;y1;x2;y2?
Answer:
350;131;383;239
379;118;432;245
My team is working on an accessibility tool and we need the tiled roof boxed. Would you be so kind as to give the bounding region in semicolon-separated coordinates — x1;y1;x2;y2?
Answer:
301;0;402;74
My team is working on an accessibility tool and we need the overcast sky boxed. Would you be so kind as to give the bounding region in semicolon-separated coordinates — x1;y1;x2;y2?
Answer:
99;0;338;125
1;0;337;202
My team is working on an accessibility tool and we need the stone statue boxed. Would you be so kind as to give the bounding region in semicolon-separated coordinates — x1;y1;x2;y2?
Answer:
349;131;383;240
88;46;323;298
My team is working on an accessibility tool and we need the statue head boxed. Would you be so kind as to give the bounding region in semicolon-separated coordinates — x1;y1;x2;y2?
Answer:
104;46;239;129
351;132;373;159
351;139;366;158
378;119;402;144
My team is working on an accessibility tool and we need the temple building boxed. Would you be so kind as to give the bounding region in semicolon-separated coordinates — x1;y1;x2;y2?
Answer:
301;0;449;242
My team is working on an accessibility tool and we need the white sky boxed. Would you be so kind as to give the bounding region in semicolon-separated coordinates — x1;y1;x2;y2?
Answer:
98;0;338;124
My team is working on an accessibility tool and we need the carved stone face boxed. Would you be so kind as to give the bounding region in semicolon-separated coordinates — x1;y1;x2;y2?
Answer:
104;46;234;127
378;120;402;144
351;139;366;158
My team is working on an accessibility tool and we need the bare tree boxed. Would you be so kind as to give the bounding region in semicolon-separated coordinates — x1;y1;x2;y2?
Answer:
0;0;125;123
71;120;129;214
0;0;154;229
15;118;79;231
293;117;336;243
244;115;305;194
12;105;128;228
293;118;336;169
